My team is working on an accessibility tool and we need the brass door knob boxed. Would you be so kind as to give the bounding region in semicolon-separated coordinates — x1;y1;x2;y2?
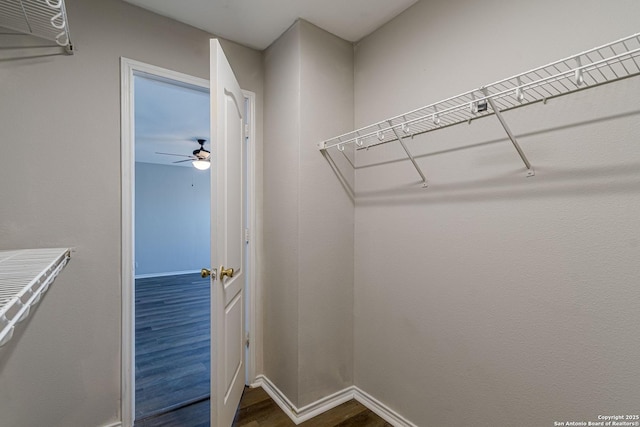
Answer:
201;268;211;278
220;266;234;279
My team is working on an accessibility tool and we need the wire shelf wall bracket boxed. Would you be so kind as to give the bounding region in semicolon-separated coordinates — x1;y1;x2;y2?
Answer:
0;248;71;348
0;0;74;54
484;93;535;178
317;32;640;184
390;120;429;187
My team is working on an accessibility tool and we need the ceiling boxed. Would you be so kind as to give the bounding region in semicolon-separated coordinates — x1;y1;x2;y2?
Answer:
122;0;418;50
132;1;419;167
134;75;210;167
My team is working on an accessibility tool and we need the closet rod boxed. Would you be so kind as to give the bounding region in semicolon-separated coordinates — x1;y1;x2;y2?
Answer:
318;32;640;157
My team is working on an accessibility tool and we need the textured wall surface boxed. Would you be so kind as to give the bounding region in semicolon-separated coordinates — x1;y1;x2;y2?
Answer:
298;20;354;406
0;0;262;425
263;22;302;403
263;20;354;408
3;0;639;425
352;0;640;425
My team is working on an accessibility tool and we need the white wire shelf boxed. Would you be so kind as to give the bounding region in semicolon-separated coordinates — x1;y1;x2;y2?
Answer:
0;0;73;54
0;248;71;347
318;32;640;185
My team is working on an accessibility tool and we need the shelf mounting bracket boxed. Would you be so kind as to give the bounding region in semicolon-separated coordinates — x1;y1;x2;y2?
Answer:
389;121;429;187
483;91;535;177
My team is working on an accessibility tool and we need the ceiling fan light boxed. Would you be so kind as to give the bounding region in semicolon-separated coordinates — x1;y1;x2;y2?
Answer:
192;159;211;170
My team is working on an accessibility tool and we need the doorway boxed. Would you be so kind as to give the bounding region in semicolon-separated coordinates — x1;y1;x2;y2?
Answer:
133;73;211;422
121;58;258;427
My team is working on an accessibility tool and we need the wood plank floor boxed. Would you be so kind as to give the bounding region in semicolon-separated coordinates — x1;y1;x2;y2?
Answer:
136;386;392;427
134;274;389;426
135;273;211;421
234;387;392;427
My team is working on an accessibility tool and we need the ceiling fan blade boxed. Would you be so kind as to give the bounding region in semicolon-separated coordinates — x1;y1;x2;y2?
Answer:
172;159;194;164
155;152;193;158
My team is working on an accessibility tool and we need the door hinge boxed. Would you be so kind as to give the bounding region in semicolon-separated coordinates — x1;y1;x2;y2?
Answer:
244;228;250;244
244;123;249;137
245;331;250;347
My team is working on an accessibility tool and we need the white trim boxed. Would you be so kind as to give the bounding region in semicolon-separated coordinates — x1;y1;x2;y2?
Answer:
121;57;259;427
252;375;354;425
120;56;136;427
121;58;209;427
353;387;418;427
242;89;261;385
250;375;301;423
121;57;210;90
100;422;123;427
134;269;200;279
295;386;354;422
250;376;417;427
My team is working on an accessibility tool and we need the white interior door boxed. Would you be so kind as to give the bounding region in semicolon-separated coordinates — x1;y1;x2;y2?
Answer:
210;39;246;427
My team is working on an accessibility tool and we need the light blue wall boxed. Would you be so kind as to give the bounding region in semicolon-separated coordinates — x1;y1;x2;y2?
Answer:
135;162;210;276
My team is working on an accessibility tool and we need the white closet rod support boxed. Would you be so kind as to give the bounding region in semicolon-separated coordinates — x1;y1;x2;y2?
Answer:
484;93;535;177
318;32;640;157
389;121;428;187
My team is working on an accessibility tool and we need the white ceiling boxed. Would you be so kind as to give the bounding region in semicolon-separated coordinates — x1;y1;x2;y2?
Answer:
122;0;418;50
134;75;210;167
132;1;419;167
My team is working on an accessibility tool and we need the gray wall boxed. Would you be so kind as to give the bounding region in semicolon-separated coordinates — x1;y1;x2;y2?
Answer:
263;21;301;403
0;0;263;425
135;162;210;276
3;0;638;425
298;21;355;406
263;20;354;408
353;0;640;425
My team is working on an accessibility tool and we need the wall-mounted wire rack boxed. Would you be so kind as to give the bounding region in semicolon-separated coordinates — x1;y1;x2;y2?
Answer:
0;0;73;54
318;33;640;187
0;248;71;347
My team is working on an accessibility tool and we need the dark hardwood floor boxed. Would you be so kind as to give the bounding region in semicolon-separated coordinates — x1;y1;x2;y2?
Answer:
135;398;209;427
134;274;389;426
136;386;392;427
234;387;392;427
135;273;211;421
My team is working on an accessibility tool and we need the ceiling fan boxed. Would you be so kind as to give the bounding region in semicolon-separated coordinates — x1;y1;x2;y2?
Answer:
156;138;211;170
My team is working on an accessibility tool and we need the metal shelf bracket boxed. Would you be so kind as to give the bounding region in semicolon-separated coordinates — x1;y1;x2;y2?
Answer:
389;121;429;187
483;89;535;177
317;33;640;185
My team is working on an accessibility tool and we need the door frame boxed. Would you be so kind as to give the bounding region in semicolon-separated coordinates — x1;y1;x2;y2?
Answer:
120;57;259;427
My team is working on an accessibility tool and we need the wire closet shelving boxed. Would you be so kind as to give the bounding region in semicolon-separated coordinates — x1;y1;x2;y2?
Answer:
0;248;71;347
318;33;640;187
0;0;73;54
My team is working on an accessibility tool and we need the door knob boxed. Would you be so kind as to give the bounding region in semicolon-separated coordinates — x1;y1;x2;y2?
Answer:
220;266;234;279
201;268;217;279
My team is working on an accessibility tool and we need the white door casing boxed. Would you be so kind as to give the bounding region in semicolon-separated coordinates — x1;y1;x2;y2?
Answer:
121;57;259;427
210;39;246;427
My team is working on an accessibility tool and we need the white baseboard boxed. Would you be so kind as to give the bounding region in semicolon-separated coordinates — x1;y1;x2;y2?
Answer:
252;375;416;427
134;269;200;279
252;375;353;424
353;387;418;427
101;422;122;427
